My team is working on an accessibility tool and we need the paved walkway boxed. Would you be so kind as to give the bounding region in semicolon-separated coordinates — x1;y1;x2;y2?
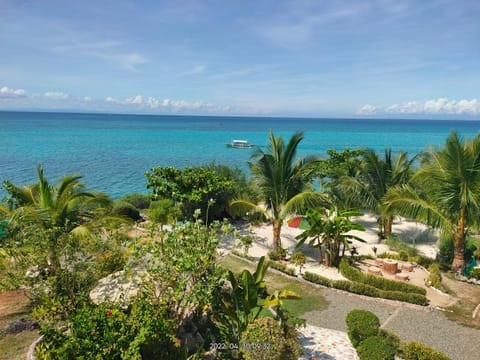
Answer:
303;290;480;360
297;324;358;360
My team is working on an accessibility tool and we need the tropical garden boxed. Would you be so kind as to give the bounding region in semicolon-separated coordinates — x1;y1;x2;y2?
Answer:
1;129;479;358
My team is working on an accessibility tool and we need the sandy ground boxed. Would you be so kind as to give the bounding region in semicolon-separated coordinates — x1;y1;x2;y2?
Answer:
220;214;455;307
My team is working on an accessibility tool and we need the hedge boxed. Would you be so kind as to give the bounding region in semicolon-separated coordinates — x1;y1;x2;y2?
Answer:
345;310;380;347
339;259;427;295
267;260;296;276
357;336;396;360
112;201;141;221
400;341;451;360
303;271;429;306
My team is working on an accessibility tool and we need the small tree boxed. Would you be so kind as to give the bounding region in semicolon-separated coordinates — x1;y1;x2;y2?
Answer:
296;208;365;267
145;166;235;221
291;251;306;274
240;235;253;256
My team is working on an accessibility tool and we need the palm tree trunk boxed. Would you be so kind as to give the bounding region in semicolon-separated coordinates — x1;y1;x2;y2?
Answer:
383;216;393;238
325;242;331;267
272;220;282;255
453;209;466;271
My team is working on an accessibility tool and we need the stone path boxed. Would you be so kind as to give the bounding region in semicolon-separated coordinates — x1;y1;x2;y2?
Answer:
302;290;480;360
297;324;358;360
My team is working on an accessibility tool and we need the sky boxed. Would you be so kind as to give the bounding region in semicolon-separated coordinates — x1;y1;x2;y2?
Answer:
0;0;479;118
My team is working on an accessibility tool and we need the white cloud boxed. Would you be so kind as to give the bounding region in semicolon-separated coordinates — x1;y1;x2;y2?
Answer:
358;97;480;116
356;104;377;115
124;95;143;105
104;96;120;103
83;96;92;102
0;86;26;98
44;91;69;99
101;94;232;113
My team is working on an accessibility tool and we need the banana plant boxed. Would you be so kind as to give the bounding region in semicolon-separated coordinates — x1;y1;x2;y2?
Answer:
262;289;303;333
214;256;269;343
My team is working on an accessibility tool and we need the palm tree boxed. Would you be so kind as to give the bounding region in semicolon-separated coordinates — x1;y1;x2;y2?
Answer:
339;148;413;238
3;165;110;273
295;208;365;267
386;131;480;271
231;131;321;255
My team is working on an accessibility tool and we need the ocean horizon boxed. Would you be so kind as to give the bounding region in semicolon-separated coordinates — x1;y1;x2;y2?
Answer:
2;110;480;199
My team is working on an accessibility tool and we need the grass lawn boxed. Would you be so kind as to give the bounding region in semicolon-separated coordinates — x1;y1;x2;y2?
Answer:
218;254;328;319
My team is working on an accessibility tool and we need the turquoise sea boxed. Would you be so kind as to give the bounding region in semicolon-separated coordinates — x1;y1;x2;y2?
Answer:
1;111;480;198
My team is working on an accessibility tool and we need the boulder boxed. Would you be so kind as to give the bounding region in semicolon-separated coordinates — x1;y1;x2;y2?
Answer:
89;266;150;305
1;318;38;335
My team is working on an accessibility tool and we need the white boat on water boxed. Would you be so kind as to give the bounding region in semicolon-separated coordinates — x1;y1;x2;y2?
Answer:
226;140;254;148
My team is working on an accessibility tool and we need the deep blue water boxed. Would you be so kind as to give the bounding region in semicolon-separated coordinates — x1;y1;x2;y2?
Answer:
1;111;479;198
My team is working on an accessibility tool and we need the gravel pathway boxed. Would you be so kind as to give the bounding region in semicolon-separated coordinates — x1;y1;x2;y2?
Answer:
303;289;480;360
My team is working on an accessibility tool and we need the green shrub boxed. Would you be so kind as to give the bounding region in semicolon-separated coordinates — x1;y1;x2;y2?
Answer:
339;259;426;295
303;272;333;287
345;310;380;347
240;317;302;360
378;328;400;350
267;250;280;261
232;249;255;261
267;260;296;276
122;193;152;209
302;270;429;306
378;252;401;260
439;237;454;263
112;200;141;220
399;250;409;261
36;299;179;359
470;268;480;280
427;263;442;288
357;336;396;360
291;251;306;272
400;341;451;360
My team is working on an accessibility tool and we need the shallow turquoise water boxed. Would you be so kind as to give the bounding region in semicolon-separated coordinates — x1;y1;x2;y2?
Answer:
1;111;479;198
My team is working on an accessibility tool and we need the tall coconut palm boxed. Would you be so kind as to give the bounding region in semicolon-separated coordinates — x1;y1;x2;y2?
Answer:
339;148;413;238
3;165;110;273
231;131;322;255
385;131;480;271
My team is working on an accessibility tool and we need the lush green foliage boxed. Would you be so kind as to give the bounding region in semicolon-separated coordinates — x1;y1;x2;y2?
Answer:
386;131;480;270
121;193;152;209
427;263;442;288
2;165;111;274
240;317;302;360
145;165;235;221
231;131;321;254
303;271;429;305
339;148;413;237
239;235;253;255
345;310;380;347
295;207;365;266
112;200;141;220
36;298;180;360
400;341;451;360
147;199;179;229
212;257;270;344
266;260;296;276
357;336;396;360
291;251;306;273
470;268;480;279
378;329;401;350
339;259;426;295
